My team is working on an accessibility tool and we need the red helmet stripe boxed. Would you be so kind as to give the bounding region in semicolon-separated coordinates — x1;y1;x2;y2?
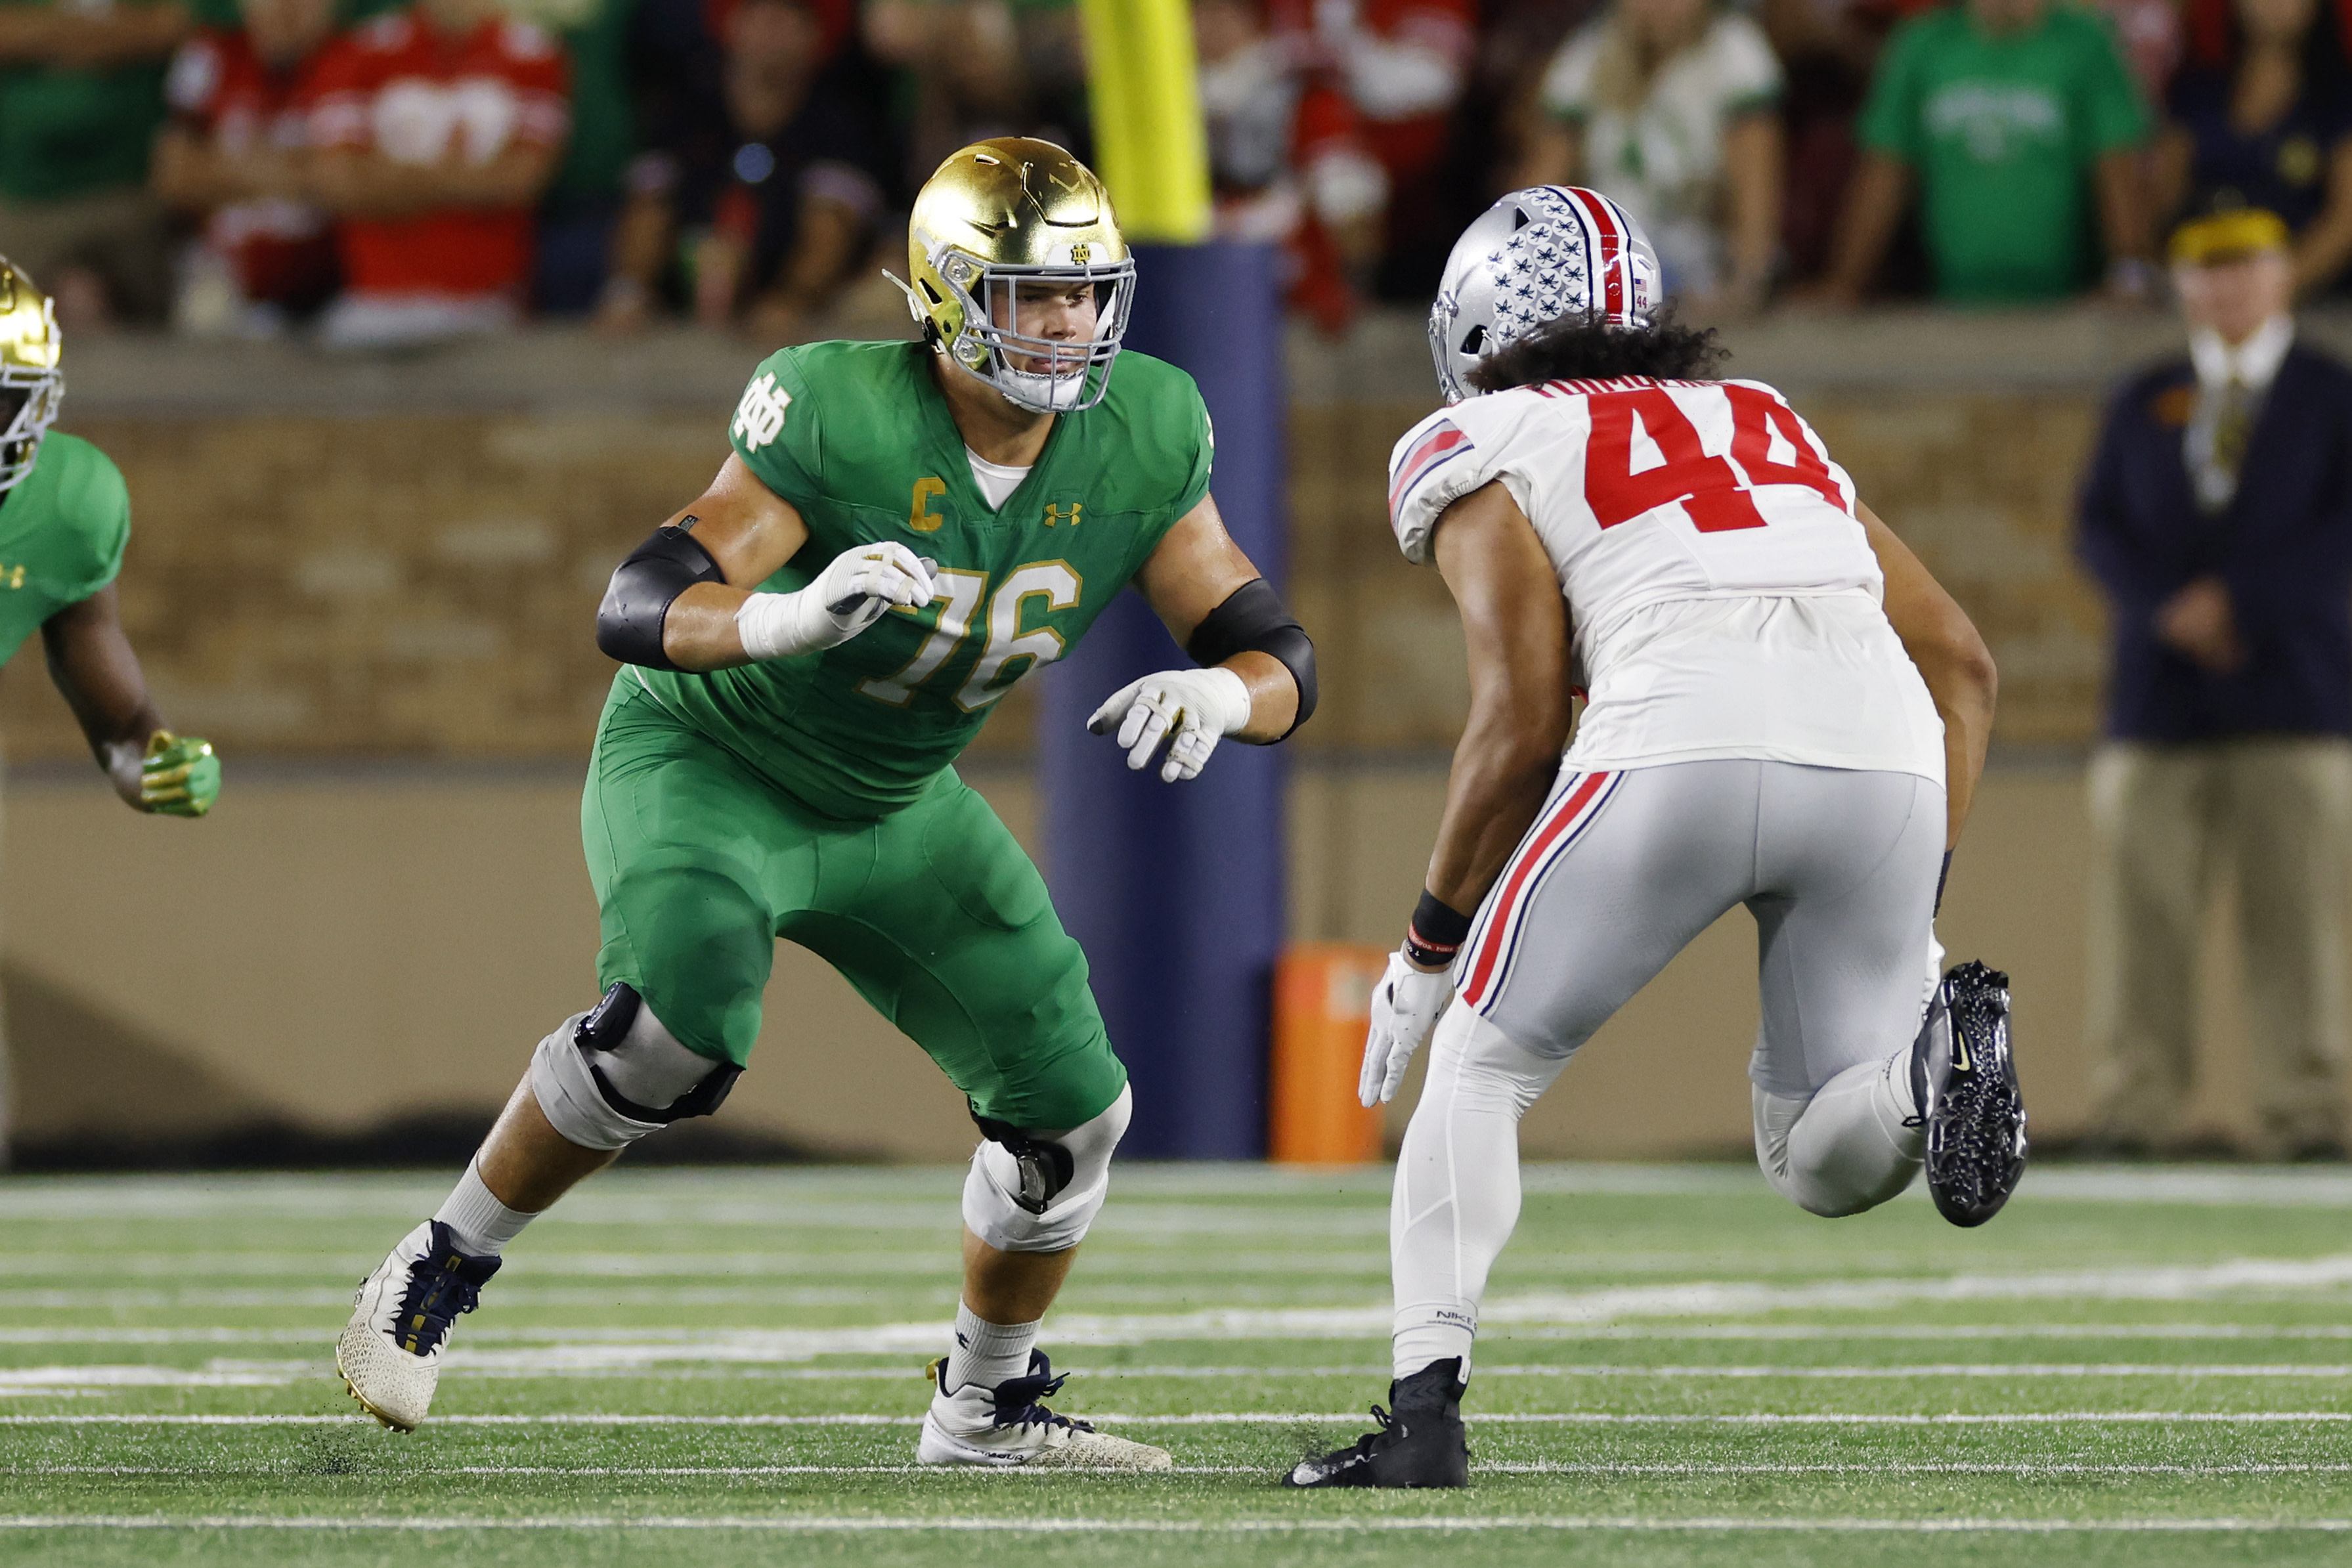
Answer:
1567;188;1625;322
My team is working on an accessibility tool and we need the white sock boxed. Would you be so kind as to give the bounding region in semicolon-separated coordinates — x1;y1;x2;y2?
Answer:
431;1158;538;1257
1390;1009;1567;1382
942;1301;1041;1394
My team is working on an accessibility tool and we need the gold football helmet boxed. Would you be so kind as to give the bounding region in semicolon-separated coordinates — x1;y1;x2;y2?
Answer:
892;137;1134;414
0;259;60;494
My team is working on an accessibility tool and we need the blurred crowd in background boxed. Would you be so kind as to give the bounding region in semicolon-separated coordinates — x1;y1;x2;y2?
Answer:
3;0;2348;346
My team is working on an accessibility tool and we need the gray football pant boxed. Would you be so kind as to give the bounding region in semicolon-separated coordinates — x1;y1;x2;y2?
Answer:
1391;758;1945;1378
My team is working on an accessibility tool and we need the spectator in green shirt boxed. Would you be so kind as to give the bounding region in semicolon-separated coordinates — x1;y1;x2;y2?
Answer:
0;0;193;325
1817;0;2157;305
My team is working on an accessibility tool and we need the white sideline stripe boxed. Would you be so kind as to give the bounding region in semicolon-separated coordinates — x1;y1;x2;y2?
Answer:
15;1322;2352;1347
10;1411;2352;1427
22;1253;2317;1368
9;1254;2352;1338
16;1362;2352;1393
9;1162;2352;1223
0;1368;292;1390
441;1361;2352;1381
6;1514;2352;1535
21;1463;2352;1478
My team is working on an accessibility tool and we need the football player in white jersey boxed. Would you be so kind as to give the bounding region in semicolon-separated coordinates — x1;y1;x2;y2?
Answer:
1284;187;2022;1489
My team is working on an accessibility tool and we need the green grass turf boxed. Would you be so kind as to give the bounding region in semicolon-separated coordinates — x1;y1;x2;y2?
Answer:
5;1164;2352;1566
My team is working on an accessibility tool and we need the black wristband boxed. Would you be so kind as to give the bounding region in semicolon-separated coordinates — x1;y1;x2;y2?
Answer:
1404;889;1473;969
1934;850;1953;917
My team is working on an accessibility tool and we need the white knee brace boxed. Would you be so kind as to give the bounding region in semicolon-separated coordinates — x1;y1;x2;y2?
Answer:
530;984;739;1152
961;1083;1133;1253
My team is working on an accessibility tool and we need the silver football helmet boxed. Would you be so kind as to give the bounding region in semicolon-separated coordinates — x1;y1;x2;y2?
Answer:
1427;186;1661;404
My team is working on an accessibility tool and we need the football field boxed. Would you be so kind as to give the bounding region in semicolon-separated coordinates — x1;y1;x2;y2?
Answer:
5;1163;2352;1566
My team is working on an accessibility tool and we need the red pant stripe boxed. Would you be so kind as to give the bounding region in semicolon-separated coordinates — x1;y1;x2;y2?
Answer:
1461;770;1611;1008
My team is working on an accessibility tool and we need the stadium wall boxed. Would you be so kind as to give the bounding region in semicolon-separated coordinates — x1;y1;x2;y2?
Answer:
0;309;2320;1164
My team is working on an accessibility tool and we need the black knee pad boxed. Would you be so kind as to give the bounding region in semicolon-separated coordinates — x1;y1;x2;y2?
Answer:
970;1108;1076;1215
576;982;741;1123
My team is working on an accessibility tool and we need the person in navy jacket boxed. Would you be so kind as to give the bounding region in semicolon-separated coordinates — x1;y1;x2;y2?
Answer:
2077;206;2352;1160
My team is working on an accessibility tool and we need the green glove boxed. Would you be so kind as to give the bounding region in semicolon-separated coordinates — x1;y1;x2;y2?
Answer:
141;730;220;817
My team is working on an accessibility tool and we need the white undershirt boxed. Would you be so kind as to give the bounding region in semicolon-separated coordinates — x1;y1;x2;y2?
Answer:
967;448;1032;510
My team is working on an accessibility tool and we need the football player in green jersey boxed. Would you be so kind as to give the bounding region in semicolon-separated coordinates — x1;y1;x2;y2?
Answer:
340;139;1317;1468
0;261;220;818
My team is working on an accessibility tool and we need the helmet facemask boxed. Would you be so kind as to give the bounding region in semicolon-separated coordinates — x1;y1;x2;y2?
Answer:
923;249;1135;415
896;138;1134;416
0;349;60;495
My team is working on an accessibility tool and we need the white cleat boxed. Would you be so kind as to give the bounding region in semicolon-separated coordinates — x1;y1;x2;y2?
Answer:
915;1351;1172;1470
334;1219;502;1432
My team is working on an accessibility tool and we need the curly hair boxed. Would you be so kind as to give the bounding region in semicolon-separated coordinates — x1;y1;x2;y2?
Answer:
1466;311;1728;393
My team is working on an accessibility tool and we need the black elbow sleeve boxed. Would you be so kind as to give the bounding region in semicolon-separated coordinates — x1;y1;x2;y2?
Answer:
1185;577;1317;739
597;525;726;670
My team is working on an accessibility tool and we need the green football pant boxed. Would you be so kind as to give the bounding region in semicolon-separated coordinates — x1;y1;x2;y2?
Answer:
581;685;1127;1131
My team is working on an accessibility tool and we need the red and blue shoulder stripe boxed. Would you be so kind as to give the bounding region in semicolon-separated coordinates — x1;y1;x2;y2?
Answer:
1388;419;1475;521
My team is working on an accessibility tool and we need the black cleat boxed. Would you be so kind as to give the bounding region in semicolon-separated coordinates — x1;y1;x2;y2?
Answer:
1281;1358;1470;1489
1912;960;2026;1227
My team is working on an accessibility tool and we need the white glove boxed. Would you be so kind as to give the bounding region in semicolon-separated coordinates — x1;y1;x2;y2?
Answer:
1359;949;1454;1107
735;542;936;661
1086;666;1253;783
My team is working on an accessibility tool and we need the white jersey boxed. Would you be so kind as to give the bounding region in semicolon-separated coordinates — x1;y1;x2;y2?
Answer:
1387;375;1946;785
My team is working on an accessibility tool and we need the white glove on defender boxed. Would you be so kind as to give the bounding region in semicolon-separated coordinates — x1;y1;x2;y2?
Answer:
1087;666;1253;783
735;542;936;661
1359;949;1454;1107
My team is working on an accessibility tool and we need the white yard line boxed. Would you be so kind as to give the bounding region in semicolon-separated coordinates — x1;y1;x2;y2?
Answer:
13;1361;2352;1393
0;1368;292;1390
27;1253;2335;1359
14;1322;2352;1347
4;1513;2352;1533
432;1357;2352;1379
11;1251;2352;1328
7;1411;2352;1427
20;1254;2340;1354
9;1163;2352;1224
16;1462;2352;1477
0;1251;1397;1280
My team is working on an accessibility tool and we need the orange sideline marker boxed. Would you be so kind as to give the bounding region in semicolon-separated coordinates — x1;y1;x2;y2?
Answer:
1269;944;1390;1164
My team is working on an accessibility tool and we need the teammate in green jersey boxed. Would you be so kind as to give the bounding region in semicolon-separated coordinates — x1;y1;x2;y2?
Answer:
340;140;1318;1468
0;260;219;818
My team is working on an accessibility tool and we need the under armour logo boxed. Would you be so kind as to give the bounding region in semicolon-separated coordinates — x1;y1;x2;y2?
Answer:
730;372;791;451
956;1333;970;1347
1043;501;1082;527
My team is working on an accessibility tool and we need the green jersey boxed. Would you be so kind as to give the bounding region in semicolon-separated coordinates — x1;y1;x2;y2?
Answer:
631;339;1215;819
0;432;129;666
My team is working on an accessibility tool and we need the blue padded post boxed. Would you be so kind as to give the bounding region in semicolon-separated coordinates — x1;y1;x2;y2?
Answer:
1038;241;1287;1159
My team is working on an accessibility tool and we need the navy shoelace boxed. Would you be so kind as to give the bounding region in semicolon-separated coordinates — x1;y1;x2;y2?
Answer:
990;1355;1093;1432
391;1229;499;1357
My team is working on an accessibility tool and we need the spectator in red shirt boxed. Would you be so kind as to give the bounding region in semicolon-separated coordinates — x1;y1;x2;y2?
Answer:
1196;0;1389;334
303;0;570;349
152;0;341;335
1291;0;1477;297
